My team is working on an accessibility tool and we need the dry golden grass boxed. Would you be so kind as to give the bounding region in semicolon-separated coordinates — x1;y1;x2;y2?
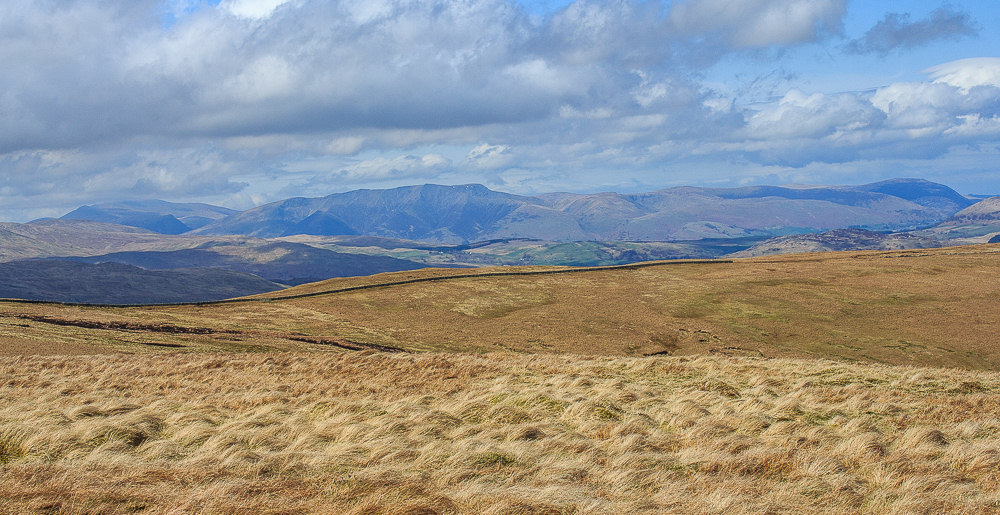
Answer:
3;351;1000;513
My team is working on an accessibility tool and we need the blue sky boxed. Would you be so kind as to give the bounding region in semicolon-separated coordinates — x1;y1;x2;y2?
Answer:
0;0;998;220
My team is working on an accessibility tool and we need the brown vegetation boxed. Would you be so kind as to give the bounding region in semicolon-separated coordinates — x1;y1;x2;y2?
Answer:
3;352;1000;513
3;244;1000;369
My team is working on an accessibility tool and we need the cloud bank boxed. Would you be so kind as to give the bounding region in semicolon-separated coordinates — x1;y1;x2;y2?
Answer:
0;0;997;220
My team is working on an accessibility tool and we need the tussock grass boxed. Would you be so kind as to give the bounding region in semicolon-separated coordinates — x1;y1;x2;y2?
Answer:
3;352;1000;513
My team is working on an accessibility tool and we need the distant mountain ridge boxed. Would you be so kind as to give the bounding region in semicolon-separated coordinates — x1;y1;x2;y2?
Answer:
62;200;237;234
190;179;972;243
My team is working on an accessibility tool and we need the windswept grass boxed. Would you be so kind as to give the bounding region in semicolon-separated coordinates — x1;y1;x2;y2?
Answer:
3;352;1000;513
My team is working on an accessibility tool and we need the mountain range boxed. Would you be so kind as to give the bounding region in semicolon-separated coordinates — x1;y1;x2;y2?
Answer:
191;179;972;242
62;178;973;242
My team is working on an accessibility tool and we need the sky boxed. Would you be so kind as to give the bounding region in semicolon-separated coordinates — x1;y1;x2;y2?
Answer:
1;0;998;221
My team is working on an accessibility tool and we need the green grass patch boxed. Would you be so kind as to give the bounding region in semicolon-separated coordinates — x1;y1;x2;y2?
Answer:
471;452;518;468
0;430;25;463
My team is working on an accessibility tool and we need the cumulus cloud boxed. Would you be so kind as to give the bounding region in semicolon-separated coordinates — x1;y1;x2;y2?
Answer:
846;7;977;56
0;0;849;158
925;58;1000;90
745;90;883;139
733;58;1000;166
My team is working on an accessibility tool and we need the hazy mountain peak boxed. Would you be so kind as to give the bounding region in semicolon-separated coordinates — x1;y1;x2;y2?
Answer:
61;200;238;234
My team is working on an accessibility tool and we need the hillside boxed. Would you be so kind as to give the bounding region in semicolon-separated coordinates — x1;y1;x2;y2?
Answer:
195;179;972;242
0;220;435;297
281;235;749;266
3;244;999;369
912;196;1000;243
0;219;192;261
66;240;438;286
729;228;942;257
0;260;283;304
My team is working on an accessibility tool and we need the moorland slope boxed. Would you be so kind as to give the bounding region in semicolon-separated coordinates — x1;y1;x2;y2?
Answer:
2;243;999;369
0;261;284;304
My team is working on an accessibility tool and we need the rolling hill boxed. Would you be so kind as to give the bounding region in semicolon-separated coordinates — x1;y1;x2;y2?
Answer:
0;219;191;261
0;260;283;304
729;228;942;257
912;196;1000;243
279;234;754;266
3;243;999;369
0;219;436;300
67;240;443;286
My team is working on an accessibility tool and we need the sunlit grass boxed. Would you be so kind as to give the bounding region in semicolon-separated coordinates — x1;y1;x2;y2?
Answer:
3;352;1000;513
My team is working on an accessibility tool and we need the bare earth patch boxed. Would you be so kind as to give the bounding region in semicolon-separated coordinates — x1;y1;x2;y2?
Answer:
2;352;1000;513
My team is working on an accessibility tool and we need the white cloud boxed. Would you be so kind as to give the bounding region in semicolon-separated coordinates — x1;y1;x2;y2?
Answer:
219;55;299;103
746;89;881;139
324;137;366;155
724;58;1000;167
220;0;290;19
335;154;452;181
925;58;1000;90
465;143;512;169
503;59;581;95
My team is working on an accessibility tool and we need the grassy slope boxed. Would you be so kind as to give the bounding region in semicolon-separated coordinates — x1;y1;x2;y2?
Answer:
4;244;999;369
0;261;284;304
251;242;1000;369
289;237;738;267
2;352;1000;513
